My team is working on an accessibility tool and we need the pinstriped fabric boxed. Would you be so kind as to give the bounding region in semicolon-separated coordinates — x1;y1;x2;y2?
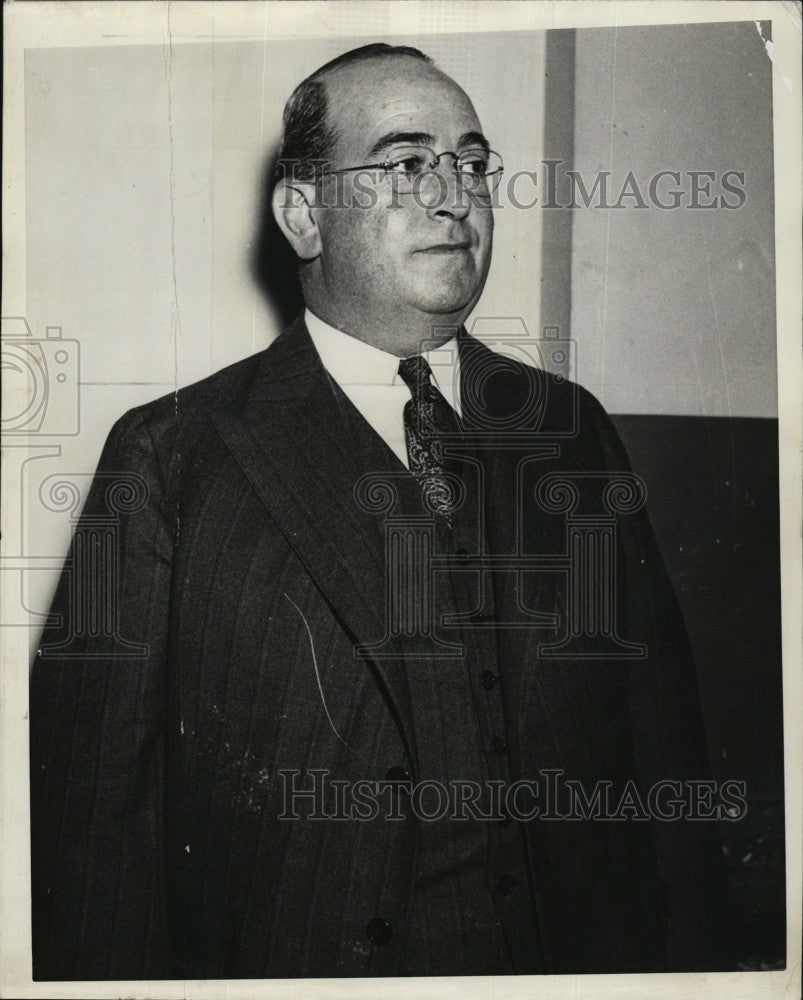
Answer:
31;411;174;979
30;319;731;980
159;429;413;976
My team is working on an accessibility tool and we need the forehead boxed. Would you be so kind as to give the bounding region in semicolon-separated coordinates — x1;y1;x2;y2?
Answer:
322;56;483;158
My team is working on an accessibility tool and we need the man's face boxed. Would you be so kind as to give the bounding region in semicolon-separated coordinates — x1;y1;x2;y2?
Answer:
311;56;494;339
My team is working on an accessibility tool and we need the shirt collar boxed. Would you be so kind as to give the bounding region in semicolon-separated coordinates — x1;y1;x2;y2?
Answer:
304;308;460;399
305;309;400;386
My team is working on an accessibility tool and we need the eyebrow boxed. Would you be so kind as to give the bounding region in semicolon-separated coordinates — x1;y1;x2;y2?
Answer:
367;131;435;158
456;131;491;154
366;129;492;159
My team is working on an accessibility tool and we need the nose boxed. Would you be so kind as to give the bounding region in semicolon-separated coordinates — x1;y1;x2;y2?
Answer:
419;157;471;221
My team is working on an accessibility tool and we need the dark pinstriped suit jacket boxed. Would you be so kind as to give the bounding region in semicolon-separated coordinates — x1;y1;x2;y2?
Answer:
30;314;730;979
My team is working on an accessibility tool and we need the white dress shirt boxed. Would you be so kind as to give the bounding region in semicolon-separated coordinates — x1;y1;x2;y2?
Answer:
305;308;462;469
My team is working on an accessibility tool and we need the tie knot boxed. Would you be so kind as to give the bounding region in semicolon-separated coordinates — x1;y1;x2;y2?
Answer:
398;355;433;395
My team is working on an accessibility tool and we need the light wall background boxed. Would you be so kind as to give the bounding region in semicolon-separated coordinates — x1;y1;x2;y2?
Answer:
570;20;776;417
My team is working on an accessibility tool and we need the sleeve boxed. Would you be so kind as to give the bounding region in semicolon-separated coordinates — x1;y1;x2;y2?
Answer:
585;390;735;971
29;409;176;980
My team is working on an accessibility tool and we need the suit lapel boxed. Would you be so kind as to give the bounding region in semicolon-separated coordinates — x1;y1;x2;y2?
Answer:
211;317;423;762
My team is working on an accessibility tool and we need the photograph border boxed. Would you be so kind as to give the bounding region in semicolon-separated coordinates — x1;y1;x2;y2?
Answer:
3;3;801;999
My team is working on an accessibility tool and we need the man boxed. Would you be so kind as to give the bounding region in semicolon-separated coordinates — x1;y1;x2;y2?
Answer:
30;43;730;980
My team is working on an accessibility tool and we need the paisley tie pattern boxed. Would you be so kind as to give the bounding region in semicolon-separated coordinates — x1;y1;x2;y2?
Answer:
397;355;462;524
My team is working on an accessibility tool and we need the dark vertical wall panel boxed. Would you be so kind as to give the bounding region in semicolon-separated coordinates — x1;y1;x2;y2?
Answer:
540;29;575;338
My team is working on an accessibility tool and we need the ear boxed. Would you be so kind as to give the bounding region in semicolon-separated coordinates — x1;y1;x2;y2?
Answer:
272;179;322;261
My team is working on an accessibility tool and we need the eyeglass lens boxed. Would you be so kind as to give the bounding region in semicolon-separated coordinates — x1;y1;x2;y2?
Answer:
385;146;503;191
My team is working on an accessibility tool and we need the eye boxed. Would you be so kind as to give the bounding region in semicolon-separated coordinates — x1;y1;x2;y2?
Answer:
385;149;430;176
458;151;490;176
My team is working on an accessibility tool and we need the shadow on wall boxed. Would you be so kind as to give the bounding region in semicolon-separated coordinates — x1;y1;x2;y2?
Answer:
250;146;305;326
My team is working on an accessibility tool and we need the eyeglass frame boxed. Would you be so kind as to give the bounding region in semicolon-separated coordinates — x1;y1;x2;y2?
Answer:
313;146;504;191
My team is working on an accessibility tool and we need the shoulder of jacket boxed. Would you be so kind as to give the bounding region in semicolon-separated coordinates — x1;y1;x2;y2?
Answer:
463;334;613;429
109;347;271;440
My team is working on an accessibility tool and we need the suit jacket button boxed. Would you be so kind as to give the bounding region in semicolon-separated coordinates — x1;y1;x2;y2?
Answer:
385;766;411;782
480;670;497;690
366;917;393;946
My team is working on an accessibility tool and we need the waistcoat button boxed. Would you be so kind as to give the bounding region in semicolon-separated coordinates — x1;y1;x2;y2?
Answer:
366;917;393;946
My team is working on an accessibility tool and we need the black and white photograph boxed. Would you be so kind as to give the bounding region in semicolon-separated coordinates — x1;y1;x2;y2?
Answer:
2;3;801;998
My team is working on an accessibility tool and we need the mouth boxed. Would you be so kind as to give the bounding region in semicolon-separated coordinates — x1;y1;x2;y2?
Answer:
416;242;472;254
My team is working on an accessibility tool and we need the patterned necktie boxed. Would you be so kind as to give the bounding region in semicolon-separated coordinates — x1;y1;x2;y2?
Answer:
397;355;462;524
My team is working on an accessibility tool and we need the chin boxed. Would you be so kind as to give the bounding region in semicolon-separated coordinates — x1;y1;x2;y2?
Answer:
408;281;480;318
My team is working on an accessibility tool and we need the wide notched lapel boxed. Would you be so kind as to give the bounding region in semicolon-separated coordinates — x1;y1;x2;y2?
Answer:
457;332;592;551
210;316;420;761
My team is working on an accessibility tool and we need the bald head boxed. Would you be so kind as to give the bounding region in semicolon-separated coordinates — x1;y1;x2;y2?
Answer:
321;54;484;174
277;43;435;180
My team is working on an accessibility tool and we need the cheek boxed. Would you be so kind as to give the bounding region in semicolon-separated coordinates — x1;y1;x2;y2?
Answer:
320;206;399;282
477;210;494;259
